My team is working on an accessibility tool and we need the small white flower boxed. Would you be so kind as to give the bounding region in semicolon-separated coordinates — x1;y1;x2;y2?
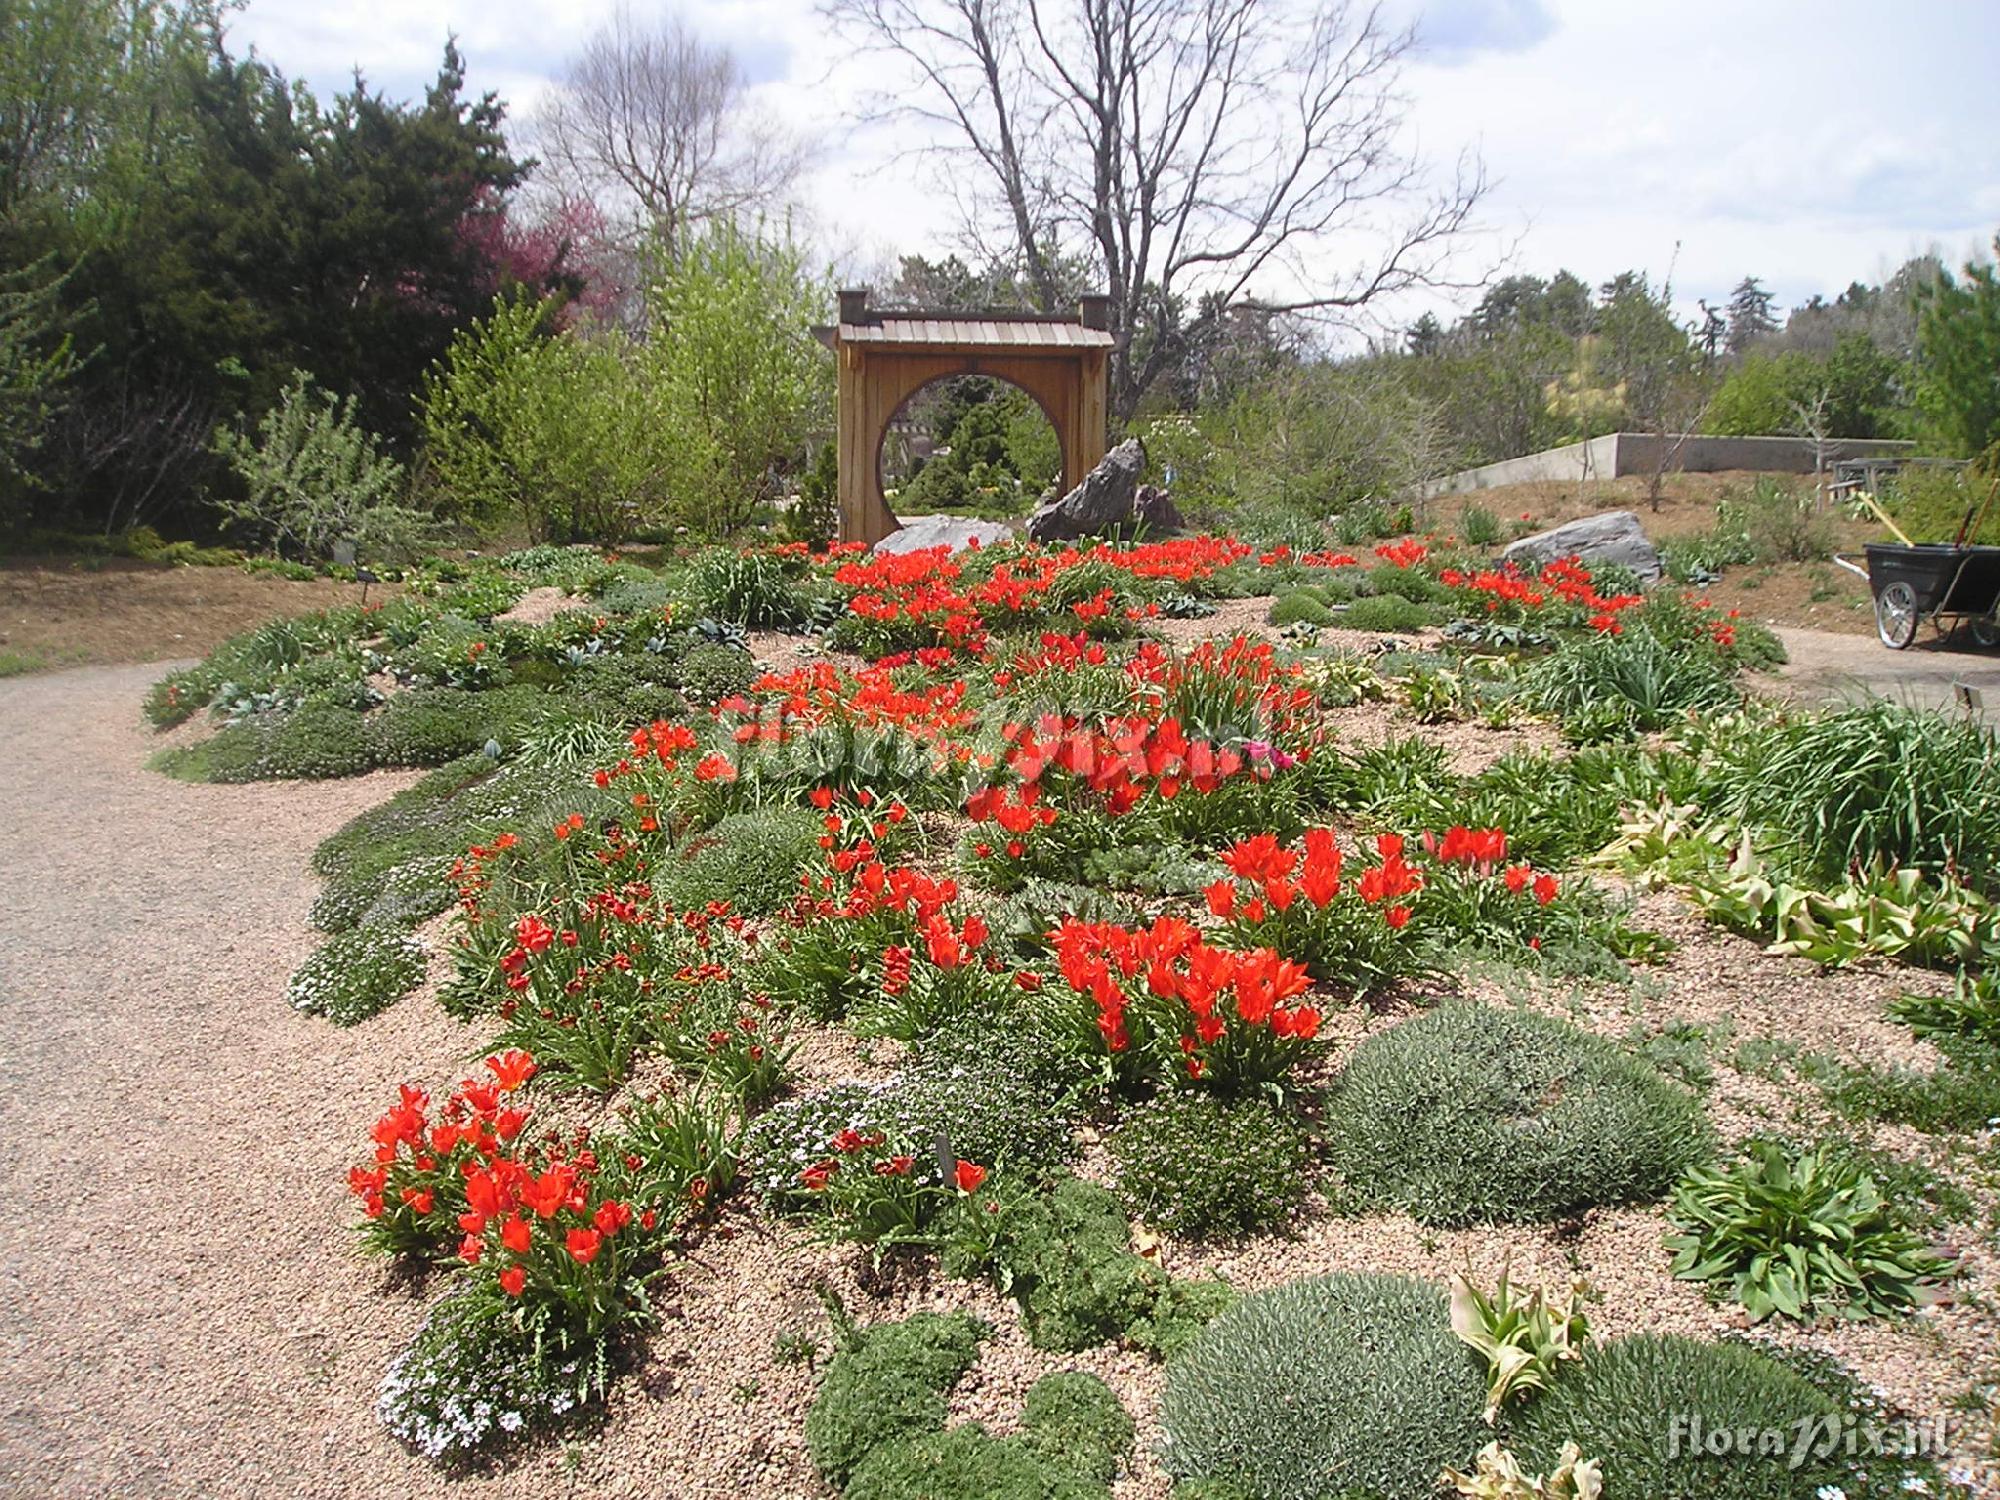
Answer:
1817;1487;1847;1500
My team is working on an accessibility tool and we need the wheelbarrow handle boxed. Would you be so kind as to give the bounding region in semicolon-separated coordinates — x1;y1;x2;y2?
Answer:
1831;552;1871;582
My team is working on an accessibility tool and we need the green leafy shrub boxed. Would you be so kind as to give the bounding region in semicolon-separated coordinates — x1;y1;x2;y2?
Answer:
805;1312;986;1487
212;368;436;565
1109;1093;1310;1240
1886;462;2000;545
1509;1334;1850;1500
377;1290;603;1463
660;809;824;915
1664;1139;1950;1322
1461;506;1502;546
369;685;544;767
421;295;669;541
844;1372;1133;1500
287;925;426;1025
1340;593;1434;633
1723;700;2000;892
1737;476;1835;564
982;1177;1234;1355
1326;1005;1709;1226
1160;1273;1485;1500
1267;590;1333;628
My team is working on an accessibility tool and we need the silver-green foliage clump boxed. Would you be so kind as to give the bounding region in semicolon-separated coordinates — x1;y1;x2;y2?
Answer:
1327;1004;1710;1226
1509;1334;1848;1500
1160;1273;1485;1499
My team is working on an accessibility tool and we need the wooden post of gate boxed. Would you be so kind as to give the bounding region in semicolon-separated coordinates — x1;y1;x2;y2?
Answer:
815;289;1115;546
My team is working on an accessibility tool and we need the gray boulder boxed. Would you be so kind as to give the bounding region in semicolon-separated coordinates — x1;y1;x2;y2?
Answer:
1027;439;1145;542
872;513;1015;555
1500;510;1662;585
1131;483;1186;536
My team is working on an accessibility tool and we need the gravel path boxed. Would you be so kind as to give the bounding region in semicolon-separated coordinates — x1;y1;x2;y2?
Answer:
0;663;457;1495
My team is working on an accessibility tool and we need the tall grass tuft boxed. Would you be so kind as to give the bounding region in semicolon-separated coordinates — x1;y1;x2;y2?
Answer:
1726;699;2000;891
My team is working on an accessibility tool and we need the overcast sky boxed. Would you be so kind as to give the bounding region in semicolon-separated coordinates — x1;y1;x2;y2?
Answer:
229;0;2000;334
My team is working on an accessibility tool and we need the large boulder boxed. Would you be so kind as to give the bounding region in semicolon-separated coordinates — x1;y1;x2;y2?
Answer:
1027;439;1145;542
872;514;1015;556
1501;510;1663;585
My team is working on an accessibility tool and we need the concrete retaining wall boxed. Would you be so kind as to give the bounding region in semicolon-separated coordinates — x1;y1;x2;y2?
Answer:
1426;433;1916;496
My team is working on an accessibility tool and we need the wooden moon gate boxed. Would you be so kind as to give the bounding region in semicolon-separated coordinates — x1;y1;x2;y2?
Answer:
815;288;1115;545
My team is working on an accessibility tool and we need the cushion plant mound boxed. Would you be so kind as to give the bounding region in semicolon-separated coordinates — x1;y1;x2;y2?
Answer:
991;1176;1235;1355
1327;1003;1710;1226
1267;590;1333;628
659;807;825;916
1159;1273;1485;1499
1019;1371;1135;1484
845;1424;1101;1500
1510;1333;1847;1499
804;1312;986;1487
844;1371;1134;1500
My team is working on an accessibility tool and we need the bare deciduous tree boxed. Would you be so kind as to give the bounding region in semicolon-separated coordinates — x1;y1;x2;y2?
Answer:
824;0;1483;419
536;8;810;255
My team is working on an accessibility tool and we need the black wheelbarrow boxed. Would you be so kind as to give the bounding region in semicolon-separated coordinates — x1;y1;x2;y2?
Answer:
1833;542;2000;649
1834;476;2000;649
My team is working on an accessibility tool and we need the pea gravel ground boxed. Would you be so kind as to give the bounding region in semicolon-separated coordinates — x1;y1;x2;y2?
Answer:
3;657;1998;1498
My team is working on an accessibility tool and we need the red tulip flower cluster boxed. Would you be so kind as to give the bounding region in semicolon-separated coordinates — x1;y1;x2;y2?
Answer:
347;1050;540;1258
350;1049;673;1339
1049;914;1319;1090
1209;827;1567;989
1434;556;1643;630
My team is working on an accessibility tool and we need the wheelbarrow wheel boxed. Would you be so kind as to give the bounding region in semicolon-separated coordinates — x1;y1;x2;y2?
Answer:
1875;581;1920;649
1974;609;2000;649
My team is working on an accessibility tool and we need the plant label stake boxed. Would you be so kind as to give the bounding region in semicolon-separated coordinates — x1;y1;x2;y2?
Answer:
934;1131;954;1186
